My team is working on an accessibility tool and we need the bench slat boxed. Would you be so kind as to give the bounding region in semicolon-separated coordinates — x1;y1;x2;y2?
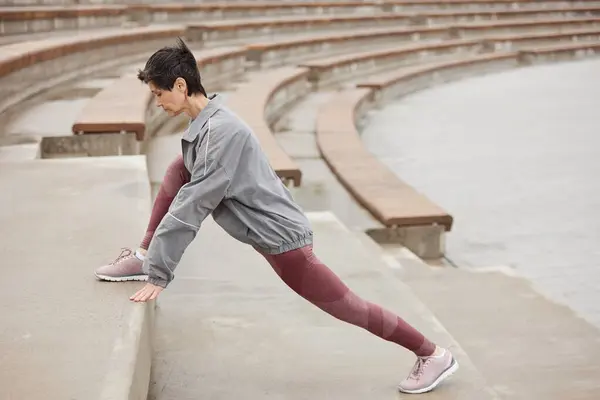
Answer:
72;75;148;141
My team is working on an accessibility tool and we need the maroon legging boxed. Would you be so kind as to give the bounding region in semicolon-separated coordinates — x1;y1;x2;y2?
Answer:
140;155;191;250
141;156;436;357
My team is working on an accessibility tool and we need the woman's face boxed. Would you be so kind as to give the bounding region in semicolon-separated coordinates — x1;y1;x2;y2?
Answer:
149;78;187;117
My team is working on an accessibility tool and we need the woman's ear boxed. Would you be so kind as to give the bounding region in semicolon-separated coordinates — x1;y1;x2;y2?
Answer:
175;77;187;93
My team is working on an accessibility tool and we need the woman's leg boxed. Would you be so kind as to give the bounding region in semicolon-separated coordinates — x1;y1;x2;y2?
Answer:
260;245;435;355
140;155;191;250
95;156;190;281
260;245;458;393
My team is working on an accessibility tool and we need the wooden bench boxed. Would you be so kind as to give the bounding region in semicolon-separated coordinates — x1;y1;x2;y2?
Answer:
355;41;600;105
246;16;600;68
0;26;184;114
72;47;247;143
315;87;453;257
383;0;600;12
0;5;127;36
141;1;382;24
0;2;381;37
72;75;149;141
518;40;600;62
186;8;600;45
226;67;311;187
300;27;600;88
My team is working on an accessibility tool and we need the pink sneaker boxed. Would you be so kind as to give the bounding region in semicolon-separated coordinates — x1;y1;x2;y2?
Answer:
398;348;459;394
95;248;147;282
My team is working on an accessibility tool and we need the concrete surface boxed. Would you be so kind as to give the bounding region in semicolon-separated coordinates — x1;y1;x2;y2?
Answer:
361;57;600;329
385;245;600;400
41;132;140;158
0;156;154;400
0;143;40;161
148;212;496;400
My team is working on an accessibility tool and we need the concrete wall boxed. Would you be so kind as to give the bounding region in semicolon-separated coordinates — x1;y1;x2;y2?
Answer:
40;133;140;158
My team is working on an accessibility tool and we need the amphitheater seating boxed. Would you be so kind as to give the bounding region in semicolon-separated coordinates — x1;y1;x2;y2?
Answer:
314;39;600;233
226;67;311;187
0;26;183;114
300;28;600;88
187;13;600;47
2;2;599;38
139;1;382;22
356;41;600;103
245;16;600;67
0;2;382;36
0;5;127;36
382;0;600;11
316;88;454;230
4;1;600;398
519;39;600;61
2;0;599;217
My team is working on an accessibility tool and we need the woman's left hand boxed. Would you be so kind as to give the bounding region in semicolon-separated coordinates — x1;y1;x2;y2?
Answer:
130;282;163;302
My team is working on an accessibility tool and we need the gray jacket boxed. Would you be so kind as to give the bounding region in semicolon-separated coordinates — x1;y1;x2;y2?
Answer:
143;94;313;288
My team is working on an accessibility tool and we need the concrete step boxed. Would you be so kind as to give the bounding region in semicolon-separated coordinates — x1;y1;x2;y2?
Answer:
149;211;497;399
0;156;154;400
0;142;40;161
385;246;600;400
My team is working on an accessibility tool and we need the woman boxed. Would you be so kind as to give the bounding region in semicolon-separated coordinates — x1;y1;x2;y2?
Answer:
94;38;458;394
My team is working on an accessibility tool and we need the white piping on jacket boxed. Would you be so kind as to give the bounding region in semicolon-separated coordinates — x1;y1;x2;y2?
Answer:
204;117;211;176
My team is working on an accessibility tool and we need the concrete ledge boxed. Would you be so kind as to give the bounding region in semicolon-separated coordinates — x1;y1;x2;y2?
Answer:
0;156;153;400
41;133;140;158
100;301;155;400
367;225;447;260
0;142;41;161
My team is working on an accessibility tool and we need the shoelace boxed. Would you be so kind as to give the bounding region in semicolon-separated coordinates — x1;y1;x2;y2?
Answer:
111;247;133;265
410;357;432;380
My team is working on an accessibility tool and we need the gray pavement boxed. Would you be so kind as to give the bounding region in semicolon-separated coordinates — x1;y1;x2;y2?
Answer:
361;57;600;329
0;156;152;400
386;245;600;400
149;212;495;400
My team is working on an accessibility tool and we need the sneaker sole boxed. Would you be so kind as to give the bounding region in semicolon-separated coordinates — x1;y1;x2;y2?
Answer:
95;273;148;282
397;357;459;394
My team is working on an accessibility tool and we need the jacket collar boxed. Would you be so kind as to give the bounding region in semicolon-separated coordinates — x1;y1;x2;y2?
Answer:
182;93;223;143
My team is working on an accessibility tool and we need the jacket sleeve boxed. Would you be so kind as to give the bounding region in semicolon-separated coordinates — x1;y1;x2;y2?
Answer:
143;133;234;288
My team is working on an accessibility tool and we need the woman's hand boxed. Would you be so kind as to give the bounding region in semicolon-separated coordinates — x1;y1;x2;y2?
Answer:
130;282;163;302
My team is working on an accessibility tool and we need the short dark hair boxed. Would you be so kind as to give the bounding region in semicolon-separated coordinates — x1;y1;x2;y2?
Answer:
137;37;207;97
